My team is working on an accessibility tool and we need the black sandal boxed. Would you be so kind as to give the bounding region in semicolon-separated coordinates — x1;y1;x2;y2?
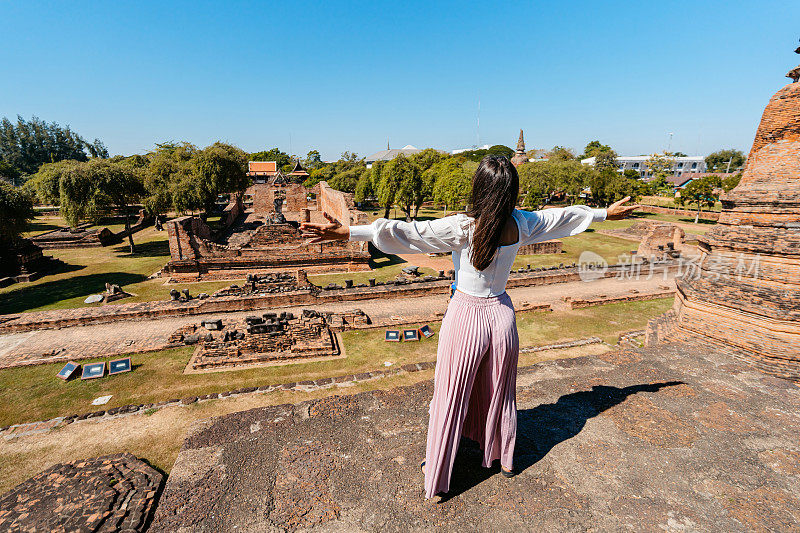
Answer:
500;466;516;478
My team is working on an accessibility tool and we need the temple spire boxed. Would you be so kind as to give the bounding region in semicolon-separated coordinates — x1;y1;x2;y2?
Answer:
511;129;528;166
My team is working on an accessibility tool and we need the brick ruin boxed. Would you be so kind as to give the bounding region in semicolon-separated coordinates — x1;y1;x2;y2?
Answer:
647;80;800;381
518;239;562;255
0;238;61;285
172;308;370;372
163;180;370;280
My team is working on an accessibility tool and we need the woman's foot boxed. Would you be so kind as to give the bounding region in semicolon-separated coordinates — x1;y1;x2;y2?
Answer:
500;465;516;478
420;460;426;475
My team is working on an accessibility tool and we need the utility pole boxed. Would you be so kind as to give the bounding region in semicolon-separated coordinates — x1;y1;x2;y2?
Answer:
725;157;733;173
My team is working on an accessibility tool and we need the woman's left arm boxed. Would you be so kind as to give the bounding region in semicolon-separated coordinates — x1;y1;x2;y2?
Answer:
517;196;638;246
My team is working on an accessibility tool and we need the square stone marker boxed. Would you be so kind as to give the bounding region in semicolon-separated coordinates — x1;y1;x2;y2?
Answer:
403;329;420;341
419;324;435;338
385;330;401;342
108;357;132;375
57;361;80;380
81;362;106;380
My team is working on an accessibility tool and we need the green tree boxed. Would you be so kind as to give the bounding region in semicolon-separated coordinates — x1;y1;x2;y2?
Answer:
375;160;396;218
379;154;423;220
593;150;618;172
58;159;146;252
26;160;78;205
588;169;643;206
644;152;676;184
249;148;291;169
0;160;21;186
354;165;377;203
517;159;591;208
144;142;248;217
622;169;640;180
705;149;745;173
722;172;742;192
677;175;720;223
429;159;471;214
0;180;35;245
191;142;249;215
0;115;107;175
95;158;146;253
303;150;324;170
144;142;198;215
454;145;513;162
328;165;365;194
579;140;613;160
546;146;576;161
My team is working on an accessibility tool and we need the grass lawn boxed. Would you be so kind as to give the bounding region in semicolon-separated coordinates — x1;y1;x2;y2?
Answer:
22;214;132;237
0;297;673;427
0;225;237;314
640;195;722;212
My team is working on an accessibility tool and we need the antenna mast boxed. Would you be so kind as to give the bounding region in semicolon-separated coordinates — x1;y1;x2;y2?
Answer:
477;95;481;148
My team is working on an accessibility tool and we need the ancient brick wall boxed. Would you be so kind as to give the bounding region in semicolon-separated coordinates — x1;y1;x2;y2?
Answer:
317;181;367;226
221;197;244;227
166;216;212;261
518;240;562;255
250;183;310;217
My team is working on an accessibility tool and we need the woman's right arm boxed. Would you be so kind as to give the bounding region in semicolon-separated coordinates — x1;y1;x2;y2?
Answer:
350;215;470;254
300;213;471;255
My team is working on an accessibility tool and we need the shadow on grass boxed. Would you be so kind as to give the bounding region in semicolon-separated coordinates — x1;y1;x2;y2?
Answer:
24;220;62;236
367;243;406;269
111;239;170;258
677;216;716;225
0;272;149;314
440;381;682;501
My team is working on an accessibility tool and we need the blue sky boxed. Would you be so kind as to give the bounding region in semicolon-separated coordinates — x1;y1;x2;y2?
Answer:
2;1;798;160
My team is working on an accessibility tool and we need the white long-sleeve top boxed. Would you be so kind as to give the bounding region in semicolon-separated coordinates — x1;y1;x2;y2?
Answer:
349;206;607;297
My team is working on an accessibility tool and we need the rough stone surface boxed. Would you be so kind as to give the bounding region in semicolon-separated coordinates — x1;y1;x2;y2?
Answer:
649;81;800;381
0;453;162;532
151;343;800;532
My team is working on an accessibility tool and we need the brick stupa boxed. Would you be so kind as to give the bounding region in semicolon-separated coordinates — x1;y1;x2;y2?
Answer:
511;129;528;166
647;80;800;381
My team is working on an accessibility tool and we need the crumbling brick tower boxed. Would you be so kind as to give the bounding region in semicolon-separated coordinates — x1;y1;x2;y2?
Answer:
647;80;800;381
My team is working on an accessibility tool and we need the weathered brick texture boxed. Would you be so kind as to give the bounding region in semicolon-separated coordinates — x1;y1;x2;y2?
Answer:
648;82;800;382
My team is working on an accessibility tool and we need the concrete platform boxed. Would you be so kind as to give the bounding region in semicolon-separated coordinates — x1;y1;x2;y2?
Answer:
151;342;800;532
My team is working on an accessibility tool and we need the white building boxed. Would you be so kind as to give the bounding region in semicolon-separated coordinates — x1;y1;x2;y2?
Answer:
365;145;421;168
451;144;489;155
581;155;707;181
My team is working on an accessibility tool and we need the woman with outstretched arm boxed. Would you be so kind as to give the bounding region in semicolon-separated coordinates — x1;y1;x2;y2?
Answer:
300;156;637;500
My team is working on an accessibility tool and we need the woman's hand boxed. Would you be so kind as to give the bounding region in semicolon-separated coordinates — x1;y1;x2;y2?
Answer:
605;196;640;220
299;212;350;243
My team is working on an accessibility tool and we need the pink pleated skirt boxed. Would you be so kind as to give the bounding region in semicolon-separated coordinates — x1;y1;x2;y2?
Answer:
424;289;519;498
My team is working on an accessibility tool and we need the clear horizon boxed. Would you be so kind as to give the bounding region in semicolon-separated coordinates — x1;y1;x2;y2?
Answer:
2;1;799;160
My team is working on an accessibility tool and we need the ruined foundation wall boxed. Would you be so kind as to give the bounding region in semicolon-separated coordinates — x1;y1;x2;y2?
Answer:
317;181;368;226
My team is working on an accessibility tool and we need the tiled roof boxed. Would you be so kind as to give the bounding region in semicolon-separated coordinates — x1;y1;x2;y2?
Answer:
248;161;278;174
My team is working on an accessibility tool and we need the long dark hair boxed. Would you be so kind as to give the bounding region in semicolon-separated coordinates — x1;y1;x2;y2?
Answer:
465;156;519;271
